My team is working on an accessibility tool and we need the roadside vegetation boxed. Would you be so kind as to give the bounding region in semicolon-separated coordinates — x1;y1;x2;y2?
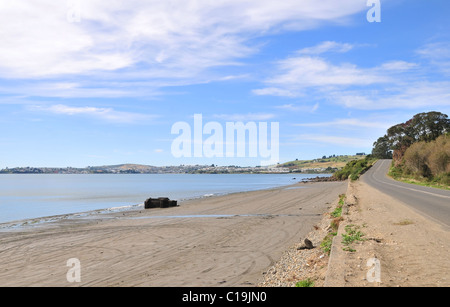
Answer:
371;111;450;189
341;224;365;252
295;278;314;287
320;194;345;255
331;194;345;218
389;134;450;188
332;156;377;181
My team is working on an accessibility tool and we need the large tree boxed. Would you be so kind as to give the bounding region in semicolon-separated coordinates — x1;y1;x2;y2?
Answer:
372;111;449;162
372;135;393;159
408;111;450;143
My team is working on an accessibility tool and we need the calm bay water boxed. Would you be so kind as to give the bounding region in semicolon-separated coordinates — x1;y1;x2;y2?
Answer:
0;173;329;224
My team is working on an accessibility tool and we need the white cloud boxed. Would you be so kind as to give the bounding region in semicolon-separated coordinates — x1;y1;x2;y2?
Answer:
416;42;450;61
213;113;276;121
294;118;390;129
416;42;450;75
253;40;450;111
297;41;354;55
30;104;155;124
253;55;389;97
275;103;319;113
252;87;299;97
0;0;368;97
295;134;373;148
334;81;450;110
379;61;418;71
0;2;134;78
0;82;141;99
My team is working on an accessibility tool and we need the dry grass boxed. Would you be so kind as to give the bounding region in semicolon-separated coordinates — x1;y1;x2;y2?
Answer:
393;219;414;226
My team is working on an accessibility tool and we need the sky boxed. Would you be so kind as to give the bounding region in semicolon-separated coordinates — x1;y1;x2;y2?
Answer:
0;0;449;168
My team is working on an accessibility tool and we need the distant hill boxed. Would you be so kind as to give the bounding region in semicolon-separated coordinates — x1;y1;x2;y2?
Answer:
1;156;367;174
277;155;366;172
101;164;156;171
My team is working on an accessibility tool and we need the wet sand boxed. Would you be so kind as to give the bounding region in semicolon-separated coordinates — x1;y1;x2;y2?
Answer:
0;181;346;287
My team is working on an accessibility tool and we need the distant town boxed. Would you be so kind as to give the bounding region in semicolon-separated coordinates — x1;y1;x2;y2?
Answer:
0;164;293;175
0;154;366;175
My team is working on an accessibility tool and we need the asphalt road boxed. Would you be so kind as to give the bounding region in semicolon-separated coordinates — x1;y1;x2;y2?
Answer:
361;159;450;227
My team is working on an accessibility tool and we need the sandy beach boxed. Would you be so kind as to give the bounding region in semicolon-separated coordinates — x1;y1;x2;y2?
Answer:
0;181;346;287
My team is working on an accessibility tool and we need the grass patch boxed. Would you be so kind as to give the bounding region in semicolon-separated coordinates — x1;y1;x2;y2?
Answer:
295;278;315;287
320;193;348;255
341;224;365;252
389;175;450;190
330;206;342;218
320;232;337;255
330;194;345;218
389;163;450;191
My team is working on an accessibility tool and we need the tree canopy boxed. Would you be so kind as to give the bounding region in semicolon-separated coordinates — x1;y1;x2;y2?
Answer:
372;111;450;160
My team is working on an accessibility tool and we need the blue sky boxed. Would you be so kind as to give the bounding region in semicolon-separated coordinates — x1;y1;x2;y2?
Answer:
0;0;449;168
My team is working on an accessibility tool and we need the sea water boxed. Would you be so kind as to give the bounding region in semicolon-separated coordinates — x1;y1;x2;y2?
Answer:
0;173;330;223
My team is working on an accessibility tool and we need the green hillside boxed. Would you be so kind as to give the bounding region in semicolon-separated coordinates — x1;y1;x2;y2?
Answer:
278;155;366;172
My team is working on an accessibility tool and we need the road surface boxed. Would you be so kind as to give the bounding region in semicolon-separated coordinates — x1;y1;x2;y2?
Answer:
362;159;450;227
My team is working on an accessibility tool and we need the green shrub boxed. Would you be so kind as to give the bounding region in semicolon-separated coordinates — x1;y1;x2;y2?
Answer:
295;278;314;287
333;156;376;181
390;134;450;188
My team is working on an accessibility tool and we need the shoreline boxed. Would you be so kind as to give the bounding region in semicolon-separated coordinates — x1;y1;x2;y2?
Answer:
0;175;333;231
0;180;346;286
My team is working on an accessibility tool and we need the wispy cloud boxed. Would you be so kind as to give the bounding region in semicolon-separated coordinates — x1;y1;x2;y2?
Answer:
253;40;450;111
253;55;390;97
295;134;373;148
0;81;149;99
0;1;368;98
29;104;156;124
416;42;450;75
334;81;450;110
213;113;276;121
378;61;418;71
297;41;355;55
294;118;390;129
275;103;319;113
